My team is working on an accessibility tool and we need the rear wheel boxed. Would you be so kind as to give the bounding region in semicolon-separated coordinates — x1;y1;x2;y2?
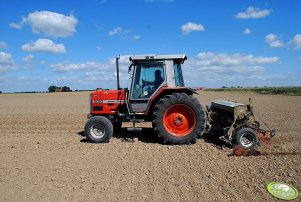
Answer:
235;128;258;149
152;93;206;144
84;116;113;143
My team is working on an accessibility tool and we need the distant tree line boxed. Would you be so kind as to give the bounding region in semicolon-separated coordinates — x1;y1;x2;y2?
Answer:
48;85;72;92
206;86;301;96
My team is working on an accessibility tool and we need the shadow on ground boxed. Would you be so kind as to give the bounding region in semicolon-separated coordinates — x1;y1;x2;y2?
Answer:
78;128;236;146
78;127;161;144
201;132;233;149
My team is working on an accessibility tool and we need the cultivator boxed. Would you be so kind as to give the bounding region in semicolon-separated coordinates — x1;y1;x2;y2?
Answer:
205;98;276;155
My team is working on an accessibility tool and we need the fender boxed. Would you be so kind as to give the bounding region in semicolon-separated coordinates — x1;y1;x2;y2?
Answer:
145;86;196;115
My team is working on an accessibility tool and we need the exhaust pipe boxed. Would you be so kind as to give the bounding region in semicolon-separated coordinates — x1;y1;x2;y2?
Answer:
116;55;120;90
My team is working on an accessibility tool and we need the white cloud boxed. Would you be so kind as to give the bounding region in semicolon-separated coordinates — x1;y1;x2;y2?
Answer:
49;56;131;92
196;52;278;66
108;27;141;41
50;61;109;72
49;56;131;89
182;52;281;88
289;34;301;49
236;7;272;19
21;39;66;53
109;27;122;36
53;76;82;84
269;40;285;48
96;45;102;50
107;55;131;71
9;22;23;29
10;11;78;38
265;33;277;42
188;64;265;74
298;57;301;62
243;28;252;35
181;22;205;35
265;34;285;48
84;71;116;81
22;54;35;62
0;41;8;49
0;52;18;72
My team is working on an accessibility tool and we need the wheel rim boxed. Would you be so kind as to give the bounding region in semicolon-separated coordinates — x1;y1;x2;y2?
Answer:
90;124;105;139
239;131;255;147
163;104;196;137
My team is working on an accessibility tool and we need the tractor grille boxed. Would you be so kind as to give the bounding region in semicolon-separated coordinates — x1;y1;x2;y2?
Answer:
93;106;103;111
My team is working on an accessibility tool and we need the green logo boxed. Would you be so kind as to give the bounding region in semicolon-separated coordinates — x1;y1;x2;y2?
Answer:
267;182;299;200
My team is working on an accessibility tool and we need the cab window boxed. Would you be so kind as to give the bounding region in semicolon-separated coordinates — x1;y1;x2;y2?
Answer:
174;62;184;87
131;62;165;99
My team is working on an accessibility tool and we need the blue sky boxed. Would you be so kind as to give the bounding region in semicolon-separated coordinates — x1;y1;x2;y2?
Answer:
0;0;301;92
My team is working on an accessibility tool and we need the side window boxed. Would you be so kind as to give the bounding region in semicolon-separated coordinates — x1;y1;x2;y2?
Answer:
131;63;165;99
174;62;184;87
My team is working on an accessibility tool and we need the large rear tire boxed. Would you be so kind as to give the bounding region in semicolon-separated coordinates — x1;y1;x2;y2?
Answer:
84;116;113;143
152;93;206;144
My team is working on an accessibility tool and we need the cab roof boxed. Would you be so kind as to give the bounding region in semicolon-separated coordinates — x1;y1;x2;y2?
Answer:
129;54;187;62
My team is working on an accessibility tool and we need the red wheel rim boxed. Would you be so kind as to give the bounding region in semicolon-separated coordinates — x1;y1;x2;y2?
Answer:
163;104;196;137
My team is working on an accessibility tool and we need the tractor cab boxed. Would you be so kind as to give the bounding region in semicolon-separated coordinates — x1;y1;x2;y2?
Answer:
128;55;187;113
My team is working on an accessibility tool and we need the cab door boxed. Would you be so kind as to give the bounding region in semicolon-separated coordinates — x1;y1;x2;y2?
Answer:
129;62;165;112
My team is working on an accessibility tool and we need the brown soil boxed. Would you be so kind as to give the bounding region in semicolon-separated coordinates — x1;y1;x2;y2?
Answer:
0;91;300;201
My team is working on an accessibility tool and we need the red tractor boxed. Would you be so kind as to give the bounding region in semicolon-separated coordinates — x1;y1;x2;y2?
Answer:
84;55;207;144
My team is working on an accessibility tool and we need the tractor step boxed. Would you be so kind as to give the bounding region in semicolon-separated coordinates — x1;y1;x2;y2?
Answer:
126;121;143;131
127;127;142;131
129;119;145;122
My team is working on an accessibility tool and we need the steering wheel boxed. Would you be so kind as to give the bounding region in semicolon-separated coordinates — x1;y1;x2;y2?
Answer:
141;81;152;98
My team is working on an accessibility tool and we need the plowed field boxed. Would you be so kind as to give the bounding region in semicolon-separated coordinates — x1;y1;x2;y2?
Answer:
0;91;300;201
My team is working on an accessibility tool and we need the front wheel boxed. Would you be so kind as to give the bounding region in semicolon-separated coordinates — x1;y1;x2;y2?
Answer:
84;116;113;143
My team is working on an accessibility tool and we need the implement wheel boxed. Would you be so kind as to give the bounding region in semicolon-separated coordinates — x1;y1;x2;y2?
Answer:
235;128;258;149
152;93;206;144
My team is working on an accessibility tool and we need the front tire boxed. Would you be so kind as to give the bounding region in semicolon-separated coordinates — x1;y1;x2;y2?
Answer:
152;93;206;144
84;116;113;143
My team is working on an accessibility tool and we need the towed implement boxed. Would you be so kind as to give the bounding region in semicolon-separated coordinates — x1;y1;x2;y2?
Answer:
206;99;276;152
84;54;276;149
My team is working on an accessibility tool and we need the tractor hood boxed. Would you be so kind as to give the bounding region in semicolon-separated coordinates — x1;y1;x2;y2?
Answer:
90;90;127;115
90;90;127;101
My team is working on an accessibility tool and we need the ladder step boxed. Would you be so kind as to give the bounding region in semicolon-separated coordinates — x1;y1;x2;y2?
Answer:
127;127;142;131
129;119;145;122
